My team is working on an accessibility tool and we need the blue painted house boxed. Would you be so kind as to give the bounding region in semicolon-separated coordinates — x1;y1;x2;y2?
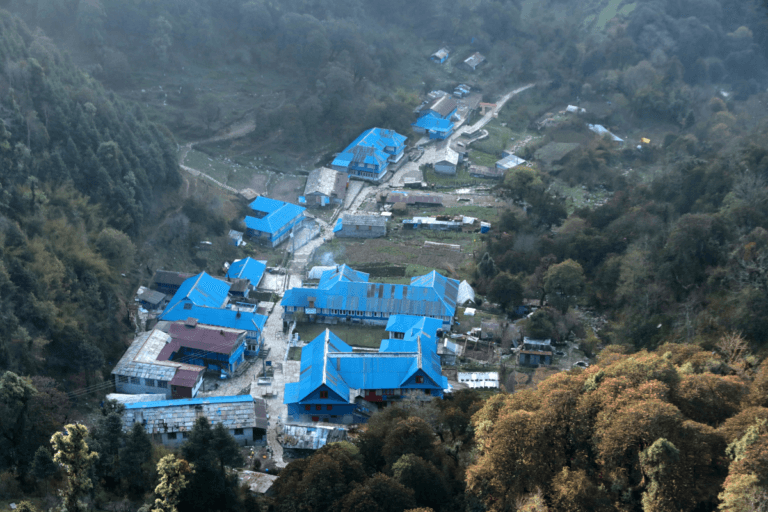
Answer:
412;114;455;140
331;128;407;182
159;273;267;356
244;197;306;247
281;265;459;326
163;272;230;312
284;319;448;424
418;95;458;121
430;48;450;64
226;257;267;292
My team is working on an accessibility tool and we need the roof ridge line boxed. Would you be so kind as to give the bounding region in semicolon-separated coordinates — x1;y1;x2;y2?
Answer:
322;328;329;386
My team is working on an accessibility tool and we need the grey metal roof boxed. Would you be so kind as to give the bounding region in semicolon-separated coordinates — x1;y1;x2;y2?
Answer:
137;289;166;306
121;396;267;434
425;95;458;118
304;167;348;198
280;423;348;450
111;330;204;382
342;214;387;228
464;52;486;69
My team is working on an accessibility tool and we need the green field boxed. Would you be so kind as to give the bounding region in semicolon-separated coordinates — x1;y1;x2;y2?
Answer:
294;323;386;349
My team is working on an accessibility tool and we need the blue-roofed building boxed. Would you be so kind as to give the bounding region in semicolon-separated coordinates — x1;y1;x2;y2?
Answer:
244;197;306;247
162;272;230;313
281;265;460;327
412;114;455;140
284;320;448;424
160;303;267;356
331;128;407;182
226;257;267;292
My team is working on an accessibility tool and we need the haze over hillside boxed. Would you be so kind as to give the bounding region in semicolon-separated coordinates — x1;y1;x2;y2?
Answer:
1;0;768;511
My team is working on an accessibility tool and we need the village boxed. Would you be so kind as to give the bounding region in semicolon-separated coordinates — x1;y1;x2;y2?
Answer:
110;46;644;495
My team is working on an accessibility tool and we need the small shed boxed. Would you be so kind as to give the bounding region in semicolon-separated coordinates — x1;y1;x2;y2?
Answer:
495;154;527;171
136;287;167;310
229;230;244;247
434;147;460;175
518;337;553;367
463;52;486;71
430;47;450;64
457;372;499;388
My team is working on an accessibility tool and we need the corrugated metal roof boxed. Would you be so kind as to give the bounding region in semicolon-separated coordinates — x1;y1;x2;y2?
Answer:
161;304;267;334
122;395;267;434
163;272;230;313
281;423;348;450
464;52;486;69
245;197;305;235
340;214;387;228
285;319;446;406
413;114;454;133
304;167;348;198
112;330;204;382
496;154;527;170
331;128;407;171
168;322;245;355
226;258;267;288
457;280;475;305
423;95;458;119
170;369;203;388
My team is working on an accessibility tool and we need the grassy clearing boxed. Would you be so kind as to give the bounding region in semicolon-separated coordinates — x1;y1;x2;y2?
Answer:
455;309;506;332
548;179;613;214
422;165;484;187
294;323;385;349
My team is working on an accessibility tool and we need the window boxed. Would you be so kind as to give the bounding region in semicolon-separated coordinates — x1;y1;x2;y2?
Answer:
145;378;155;387
172;386;177;393
316;405;322;410
320;391;328;399
130;377;141;385
118;375;128;383
167;433;177;440
157;380;167;388
312;416;319;422
234;428;244;436
305;405;311;411
183;302;192;310
424;389;431;395
415;376;424;384
326;405;333;411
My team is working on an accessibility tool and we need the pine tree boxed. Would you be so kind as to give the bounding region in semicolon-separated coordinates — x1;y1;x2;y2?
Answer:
31;446;58;494
152;455;193;512
51;423;99;512
119;422;153;494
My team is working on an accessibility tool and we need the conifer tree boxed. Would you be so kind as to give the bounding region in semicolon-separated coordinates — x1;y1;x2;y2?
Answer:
31;446;58;494
51;423;99;512
152;455;193;512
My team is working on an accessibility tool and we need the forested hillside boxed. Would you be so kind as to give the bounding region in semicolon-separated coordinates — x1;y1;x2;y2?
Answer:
0;10;179;377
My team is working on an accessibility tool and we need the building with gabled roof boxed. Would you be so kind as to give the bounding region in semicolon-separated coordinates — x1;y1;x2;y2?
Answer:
303;167;348;207
112;329;206;399
163;271;230;312
284;318;448;424
281;265;459;326
430;47;450;64
412;115;455;140
226;257;267;292
153;270;195;295
463;52;486;71
420;95;459;120
331;128;407;182
244;197;306;247
333;214;387;238
160;304;267;355
121;395;267;447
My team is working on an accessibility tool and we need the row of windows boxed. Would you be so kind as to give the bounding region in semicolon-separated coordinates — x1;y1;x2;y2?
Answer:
305;405;333;411
117;375;167;388
167;428;244;441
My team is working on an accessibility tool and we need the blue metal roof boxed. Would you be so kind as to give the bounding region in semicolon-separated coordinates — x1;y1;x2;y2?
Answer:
318;265;369;289
245;197;305;235
333;218;343;232
282;269;459;319
163;272;230;313
413;114;454;133
125;395;252;410
160;303;267;333
285;321;446;406
226;258;267;288
331;128;407;170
